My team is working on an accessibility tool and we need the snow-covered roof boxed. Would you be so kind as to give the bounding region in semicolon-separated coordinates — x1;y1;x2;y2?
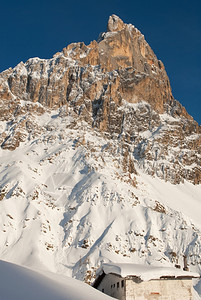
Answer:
98;263;200;282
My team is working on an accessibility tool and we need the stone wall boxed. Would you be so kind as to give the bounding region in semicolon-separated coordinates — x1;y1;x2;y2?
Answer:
97;274;193;300
126;277;193;300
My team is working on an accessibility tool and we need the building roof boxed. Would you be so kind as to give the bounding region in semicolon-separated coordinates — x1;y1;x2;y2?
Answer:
94;263;200;284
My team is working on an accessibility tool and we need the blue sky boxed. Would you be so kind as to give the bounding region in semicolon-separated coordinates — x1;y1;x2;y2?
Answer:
1;0;201;124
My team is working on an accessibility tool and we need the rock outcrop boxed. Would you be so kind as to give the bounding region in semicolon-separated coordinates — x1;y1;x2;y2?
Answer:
0;15;200;184
1;15;173;113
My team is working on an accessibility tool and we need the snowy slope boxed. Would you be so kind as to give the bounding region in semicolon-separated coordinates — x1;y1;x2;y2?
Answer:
0;106;200;289
0;260;112;300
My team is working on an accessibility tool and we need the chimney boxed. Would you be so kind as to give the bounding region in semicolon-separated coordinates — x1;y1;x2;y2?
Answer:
183;255;189;271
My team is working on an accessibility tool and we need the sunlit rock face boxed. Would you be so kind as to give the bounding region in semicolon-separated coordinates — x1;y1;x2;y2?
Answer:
0;15;200;184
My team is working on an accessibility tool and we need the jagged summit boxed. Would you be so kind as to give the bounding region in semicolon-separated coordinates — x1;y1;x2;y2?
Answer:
107;14;125;32
0;15;200;184
0;15;192;116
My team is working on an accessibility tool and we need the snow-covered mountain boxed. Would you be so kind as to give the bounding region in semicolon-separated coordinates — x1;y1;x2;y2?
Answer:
0;14;200;297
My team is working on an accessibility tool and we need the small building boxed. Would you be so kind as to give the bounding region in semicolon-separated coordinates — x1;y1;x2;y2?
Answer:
92;263;200;300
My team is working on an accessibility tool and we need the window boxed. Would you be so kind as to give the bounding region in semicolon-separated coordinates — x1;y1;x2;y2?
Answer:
117;282;119;288
121;280;124;288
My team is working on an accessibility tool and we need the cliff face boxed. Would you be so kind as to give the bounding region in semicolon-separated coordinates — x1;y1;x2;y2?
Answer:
0;15;200;184
0;15;173;113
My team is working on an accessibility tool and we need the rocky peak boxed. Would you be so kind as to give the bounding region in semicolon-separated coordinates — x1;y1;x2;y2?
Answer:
107;14;125;32
0;16;200;185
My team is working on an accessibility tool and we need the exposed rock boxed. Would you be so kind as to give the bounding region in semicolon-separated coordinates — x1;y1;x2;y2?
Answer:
107;14;126;32
0;15;200;184
0;16;174;114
